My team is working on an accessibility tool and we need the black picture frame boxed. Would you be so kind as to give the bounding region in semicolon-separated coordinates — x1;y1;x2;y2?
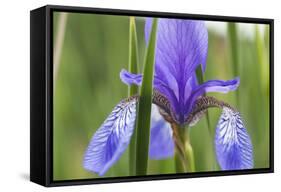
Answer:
30;4;274;187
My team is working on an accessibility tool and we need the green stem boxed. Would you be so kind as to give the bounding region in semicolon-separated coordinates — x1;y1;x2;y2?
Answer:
54;12;68;88
184;134;195;172
195;61;215;171
195;66;212;135
173;124;195;173
128;17;139;176
174;150;186;173
228;23;240;107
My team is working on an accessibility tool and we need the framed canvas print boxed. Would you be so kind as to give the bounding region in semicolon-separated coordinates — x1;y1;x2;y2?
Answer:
30;5;274;187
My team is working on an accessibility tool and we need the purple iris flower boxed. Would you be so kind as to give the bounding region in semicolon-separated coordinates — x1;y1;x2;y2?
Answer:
84;18;253;176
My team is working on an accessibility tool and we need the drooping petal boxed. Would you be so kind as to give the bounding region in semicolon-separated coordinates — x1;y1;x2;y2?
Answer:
83;97;137;176
145;18;208;123
120;69;179;119
215;107;253;170
120;69;142;86
185;77;240;120
149;105;174;159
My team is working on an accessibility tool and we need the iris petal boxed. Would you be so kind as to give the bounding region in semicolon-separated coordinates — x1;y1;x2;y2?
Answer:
185;77;240;118
120;69;179;118
149;105;174;159
145;18;208;74
120;19;240;125
83;98;137;176
215;107;253;170
120;69;142;86
145;18;208;123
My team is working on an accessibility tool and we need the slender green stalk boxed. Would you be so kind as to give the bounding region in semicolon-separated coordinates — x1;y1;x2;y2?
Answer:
255;25;269;91
227;23;240;106
135;18;158;176
184;134;195;172
195;66;211;134
174;150;186;173
128;17;139;176
173;124;195;173
54;12;68;88
196;66;217;170
228;23;239;76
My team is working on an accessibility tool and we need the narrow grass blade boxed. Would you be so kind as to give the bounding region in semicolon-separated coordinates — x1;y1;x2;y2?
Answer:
135;18;158;175
255;25;269;92
227;23;240;106
196;66;217;170
54;12;68;86
195;66;211;134
128;17;139;176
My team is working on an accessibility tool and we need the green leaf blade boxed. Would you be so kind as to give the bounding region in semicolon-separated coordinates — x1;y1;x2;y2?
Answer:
227;22;240;106
128;17;139;176
135;18;158;176
195;66;212;134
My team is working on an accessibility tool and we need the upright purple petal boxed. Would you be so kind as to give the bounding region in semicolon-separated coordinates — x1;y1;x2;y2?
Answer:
185;77;240;120
145;18;208;123
83;98;137;176
215;107;253;170
149;105;174;159
145;18;208;72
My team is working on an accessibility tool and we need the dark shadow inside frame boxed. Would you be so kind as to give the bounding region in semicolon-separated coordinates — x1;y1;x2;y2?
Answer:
30;4;274;187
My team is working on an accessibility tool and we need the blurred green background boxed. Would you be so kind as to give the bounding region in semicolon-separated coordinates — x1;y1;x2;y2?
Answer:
53;12;270;181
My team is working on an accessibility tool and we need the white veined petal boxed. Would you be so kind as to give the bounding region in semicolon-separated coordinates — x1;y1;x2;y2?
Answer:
215;107;253;170
83;97;137;176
